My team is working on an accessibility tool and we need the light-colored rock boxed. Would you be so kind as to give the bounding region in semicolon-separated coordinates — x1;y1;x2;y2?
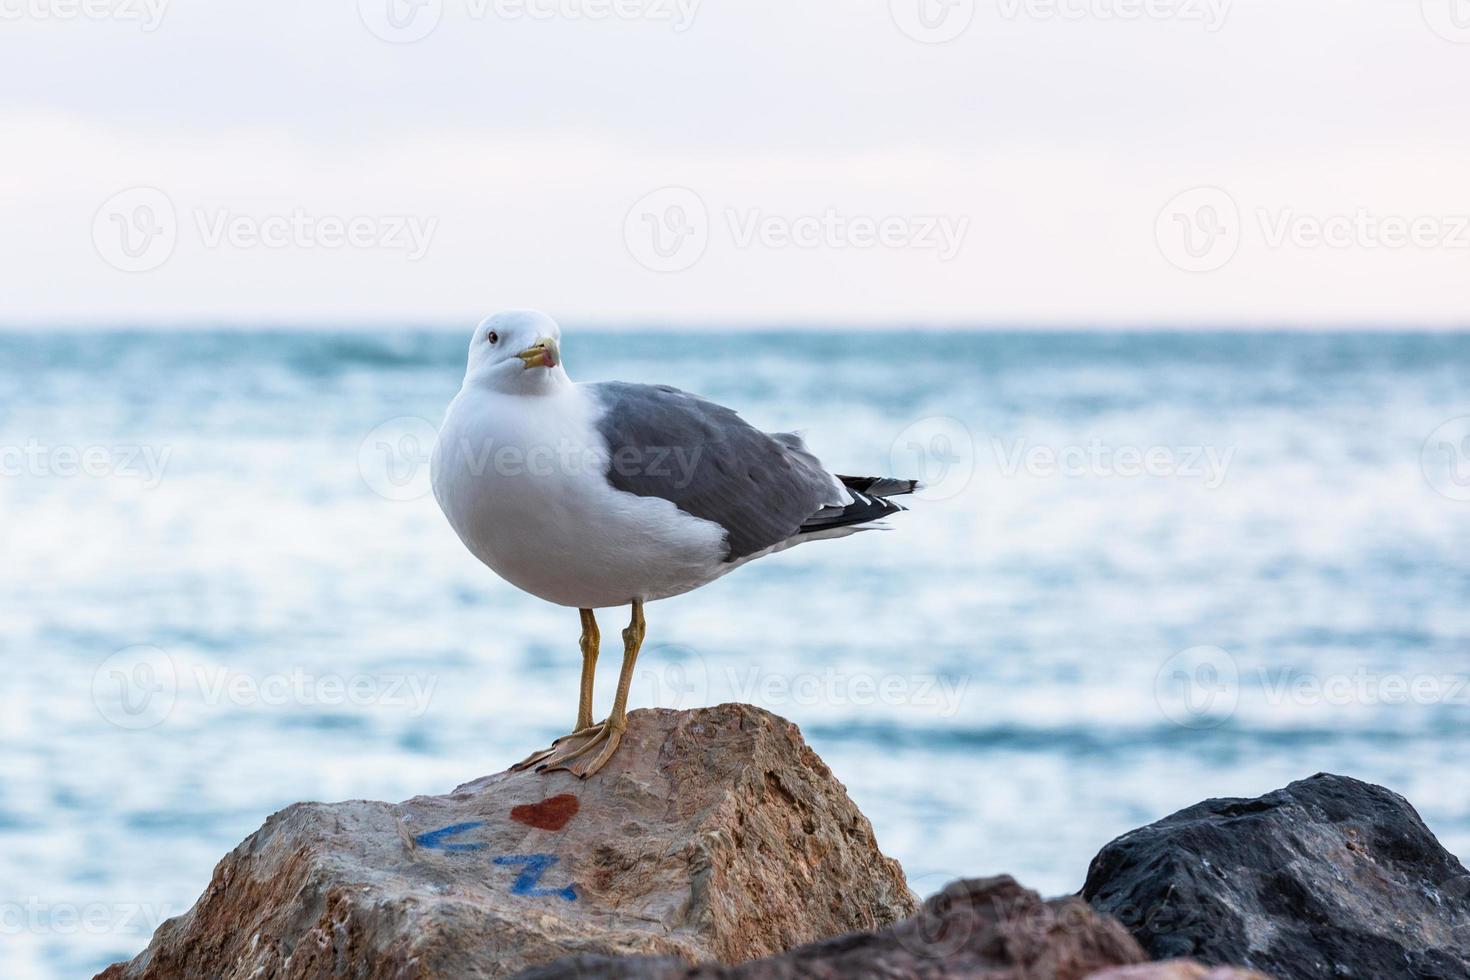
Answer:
97;704;916;980
1085;962;1275;980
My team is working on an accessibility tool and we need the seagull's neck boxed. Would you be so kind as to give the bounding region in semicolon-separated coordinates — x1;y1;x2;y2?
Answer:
465;367;574;398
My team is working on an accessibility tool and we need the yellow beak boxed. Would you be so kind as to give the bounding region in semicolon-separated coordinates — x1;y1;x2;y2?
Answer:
515;337;560;370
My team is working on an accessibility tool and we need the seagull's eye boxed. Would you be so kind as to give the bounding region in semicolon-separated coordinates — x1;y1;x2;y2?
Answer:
487;331;499;345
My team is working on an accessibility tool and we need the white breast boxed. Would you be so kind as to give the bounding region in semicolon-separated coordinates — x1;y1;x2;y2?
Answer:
431;384;730;608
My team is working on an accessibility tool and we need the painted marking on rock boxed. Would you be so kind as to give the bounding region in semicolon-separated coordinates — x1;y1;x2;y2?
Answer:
511;794;580;831
493;854;578;902
415;821;487;851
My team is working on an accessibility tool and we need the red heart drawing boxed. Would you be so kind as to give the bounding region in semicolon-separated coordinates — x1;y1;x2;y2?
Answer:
510;794;580;831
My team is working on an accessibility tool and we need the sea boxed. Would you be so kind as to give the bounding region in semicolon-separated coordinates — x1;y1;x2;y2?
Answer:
3;328;1469;978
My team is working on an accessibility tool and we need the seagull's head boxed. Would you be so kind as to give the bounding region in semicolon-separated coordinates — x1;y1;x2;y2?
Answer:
463;309;569;394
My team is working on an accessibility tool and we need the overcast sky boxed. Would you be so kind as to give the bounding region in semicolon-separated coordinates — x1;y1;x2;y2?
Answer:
3;0;1469;327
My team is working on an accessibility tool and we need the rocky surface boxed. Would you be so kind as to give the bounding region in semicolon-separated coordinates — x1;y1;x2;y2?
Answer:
97;704;916;980
1083;964;1272;980
1083;773;1470;980
516;876;1151;978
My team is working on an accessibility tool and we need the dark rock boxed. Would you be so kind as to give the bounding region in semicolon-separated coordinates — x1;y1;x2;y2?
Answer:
516;875;1151;979
1082;773;1470;980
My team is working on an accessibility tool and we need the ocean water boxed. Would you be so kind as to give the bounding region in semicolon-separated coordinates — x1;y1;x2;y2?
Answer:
3;328;1470;978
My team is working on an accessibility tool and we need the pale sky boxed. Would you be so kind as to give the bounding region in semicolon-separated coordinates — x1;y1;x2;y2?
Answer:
2;0;1469;326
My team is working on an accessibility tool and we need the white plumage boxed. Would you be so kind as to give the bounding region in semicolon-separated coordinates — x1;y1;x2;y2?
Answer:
429;309;916;777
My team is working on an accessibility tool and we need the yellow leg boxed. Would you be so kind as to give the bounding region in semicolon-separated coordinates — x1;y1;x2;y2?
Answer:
574;608;599;732
538;599;645;778
511;608;600;771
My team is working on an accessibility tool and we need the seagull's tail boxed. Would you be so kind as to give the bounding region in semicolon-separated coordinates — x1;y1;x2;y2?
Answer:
797;474;920;538
834;475;921;499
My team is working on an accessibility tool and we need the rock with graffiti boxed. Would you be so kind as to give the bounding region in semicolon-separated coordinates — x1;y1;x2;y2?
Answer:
96;703;916;979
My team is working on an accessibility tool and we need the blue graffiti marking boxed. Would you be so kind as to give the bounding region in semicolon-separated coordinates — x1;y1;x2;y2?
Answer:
414;821;487;851
493;854;578;902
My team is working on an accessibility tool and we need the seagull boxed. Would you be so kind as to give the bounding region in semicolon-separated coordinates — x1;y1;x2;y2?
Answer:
431;310;918;777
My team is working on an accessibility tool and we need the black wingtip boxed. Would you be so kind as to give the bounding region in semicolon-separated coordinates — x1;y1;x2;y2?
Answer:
835;475;921;499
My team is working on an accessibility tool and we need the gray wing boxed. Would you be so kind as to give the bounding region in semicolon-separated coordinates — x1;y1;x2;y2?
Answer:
587;382;846;562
